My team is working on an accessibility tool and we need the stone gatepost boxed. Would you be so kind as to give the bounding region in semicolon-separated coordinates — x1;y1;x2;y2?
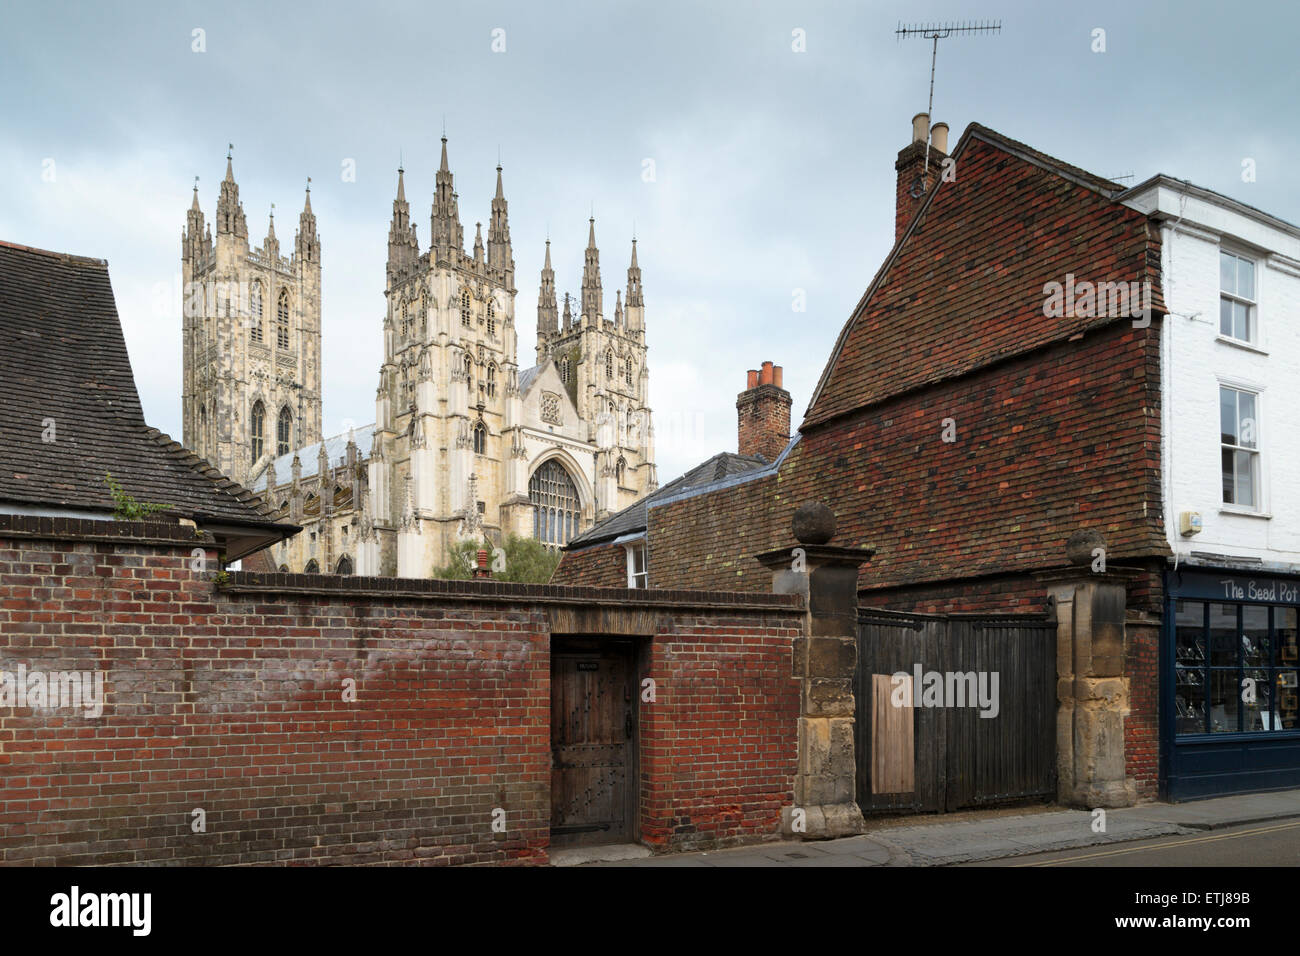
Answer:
1036;530;1138;808
756;502;875;839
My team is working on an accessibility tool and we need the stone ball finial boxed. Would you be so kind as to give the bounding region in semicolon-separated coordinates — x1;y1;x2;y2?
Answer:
792;501;835;545
1065;528;1107;565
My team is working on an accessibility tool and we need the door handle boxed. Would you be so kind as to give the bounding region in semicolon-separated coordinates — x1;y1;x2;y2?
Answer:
625;712;633;739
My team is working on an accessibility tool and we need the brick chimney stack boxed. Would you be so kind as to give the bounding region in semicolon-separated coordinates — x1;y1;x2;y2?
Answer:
737;361;792;462
894;112;949;242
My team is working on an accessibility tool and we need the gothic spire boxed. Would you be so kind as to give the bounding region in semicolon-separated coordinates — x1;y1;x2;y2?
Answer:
537;239;558;339
431;135;463;260
387;165;416;277
487;163;512;277
296;178;320;266
264;205;279;259
626;237;643;308
473;222;484;263
580;217;602;322
184;176;209;263
215;145;247;240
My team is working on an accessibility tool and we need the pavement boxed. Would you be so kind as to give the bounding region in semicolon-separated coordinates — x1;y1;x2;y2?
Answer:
561;789;1300;867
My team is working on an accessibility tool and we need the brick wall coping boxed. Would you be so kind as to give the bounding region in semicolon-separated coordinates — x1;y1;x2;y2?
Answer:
220;571;806;612
0;513;210;545
0;514;803;612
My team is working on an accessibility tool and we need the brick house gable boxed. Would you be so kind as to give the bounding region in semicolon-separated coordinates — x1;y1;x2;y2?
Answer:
556;123;1171;604
805;125;1165;428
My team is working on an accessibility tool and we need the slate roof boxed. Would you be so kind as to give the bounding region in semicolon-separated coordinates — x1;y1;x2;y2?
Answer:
518;364;542;394
251;425;376;492
566;449;775;549
0;240;296;558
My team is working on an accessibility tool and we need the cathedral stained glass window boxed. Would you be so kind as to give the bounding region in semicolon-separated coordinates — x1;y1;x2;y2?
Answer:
529;459;581;548
276;289;290;348
277;406;292;457
250;282;263;342
251;400;265;462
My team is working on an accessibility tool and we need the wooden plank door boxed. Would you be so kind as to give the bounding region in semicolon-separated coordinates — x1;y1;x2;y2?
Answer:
550;640;634;847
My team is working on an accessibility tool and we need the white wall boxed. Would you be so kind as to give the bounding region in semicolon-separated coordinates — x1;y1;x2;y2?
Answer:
1144;183;1300;568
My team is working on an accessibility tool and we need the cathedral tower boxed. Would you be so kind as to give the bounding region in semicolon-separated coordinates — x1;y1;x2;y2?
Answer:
365;137;523;576
536;223;656;520
181;149;322;486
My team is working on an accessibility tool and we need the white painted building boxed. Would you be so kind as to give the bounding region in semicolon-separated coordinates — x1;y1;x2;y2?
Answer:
1126;176;1300;797
1125;176;1300;571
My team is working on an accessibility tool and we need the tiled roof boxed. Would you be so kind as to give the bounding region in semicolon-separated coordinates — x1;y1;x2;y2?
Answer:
566;449;775;549
251;424;376;491
803;123;1165;428
0;240;294;552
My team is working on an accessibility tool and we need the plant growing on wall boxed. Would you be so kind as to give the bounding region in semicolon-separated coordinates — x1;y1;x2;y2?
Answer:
103;472;168;520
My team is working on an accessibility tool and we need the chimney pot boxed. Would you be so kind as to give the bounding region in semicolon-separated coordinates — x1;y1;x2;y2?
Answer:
911;112;930;144
931;122;949;154
760;360;774;385
773;365;783;388
747;369;759;389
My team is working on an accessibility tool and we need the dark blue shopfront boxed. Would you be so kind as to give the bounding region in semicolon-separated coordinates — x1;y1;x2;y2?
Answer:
1163;568;1300;800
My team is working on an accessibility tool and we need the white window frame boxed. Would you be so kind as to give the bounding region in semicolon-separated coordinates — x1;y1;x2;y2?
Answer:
1218;380;1265;514
1218;248;1259;345
624;539;647;589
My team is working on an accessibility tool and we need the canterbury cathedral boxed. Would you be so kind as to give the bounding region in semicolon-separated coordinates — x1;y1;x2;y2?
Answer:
181;140;657;576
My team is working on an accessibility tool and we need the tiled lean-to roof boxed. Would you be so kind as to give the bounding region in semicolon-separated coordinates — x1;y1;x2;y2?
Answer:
0;240;297;560
566;447;783;549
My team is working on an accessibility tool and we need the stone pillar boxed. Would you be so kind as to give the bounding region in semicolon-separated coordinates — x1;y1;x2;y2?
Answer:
1036;530;1138;808
757;502;875;840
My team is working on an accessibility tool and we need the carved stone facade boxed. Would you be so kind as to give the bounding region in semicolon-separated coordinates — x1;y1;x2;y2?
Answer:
190;141;657;576
182;150;323;487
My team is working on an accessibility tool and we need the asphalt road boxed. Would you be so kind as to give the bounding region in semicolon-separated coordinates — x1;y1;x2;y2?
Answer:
967;819;1300;867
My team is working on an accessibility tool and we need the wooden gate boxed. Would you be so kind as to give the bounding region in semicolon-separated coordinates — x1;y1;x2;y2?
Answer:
550;638;636;847
856;609;1056;813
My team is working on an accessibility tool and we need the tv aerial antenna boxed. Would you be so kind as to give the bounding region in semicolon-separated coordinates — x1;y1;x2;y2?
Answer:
896;20;1001;191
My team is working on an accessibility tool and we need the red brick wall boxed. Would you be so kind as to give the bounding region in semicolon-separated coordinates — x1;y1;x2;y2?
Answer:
645;322;1167;603
856;574;1049;614
640;614;801;850
1126;614;1161;800
0;517;803;865
1122;561;1164;800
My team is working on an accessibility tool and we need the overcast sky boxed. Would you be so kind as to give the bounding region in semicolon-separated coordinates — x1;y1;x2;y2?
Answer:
2;0;1296;480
